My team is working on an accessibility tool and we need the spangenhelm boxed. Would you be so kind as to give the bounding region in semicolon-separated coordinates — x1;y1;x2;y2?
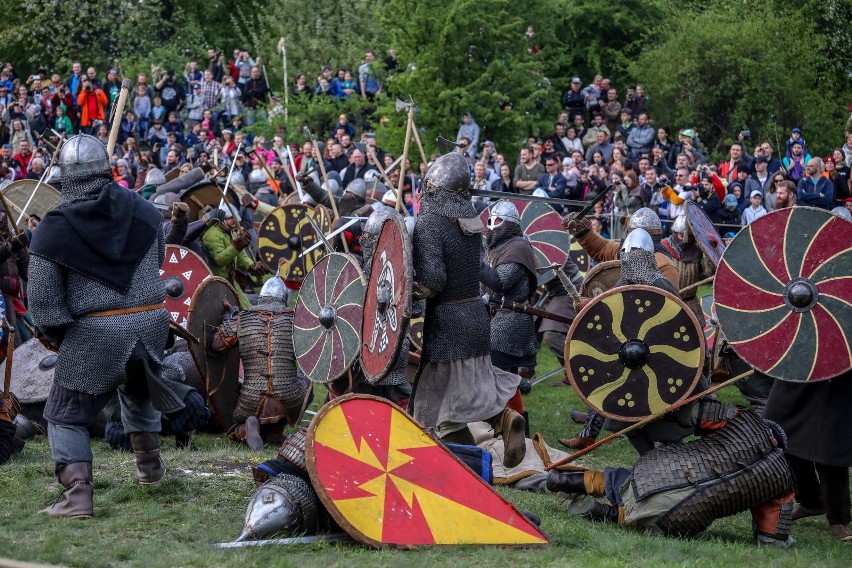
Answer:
487;200;521;229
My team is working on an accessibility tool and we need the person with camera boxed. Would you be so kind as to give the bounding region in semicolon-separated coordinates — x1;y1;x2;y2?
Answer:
75;78;107;135
154;70;185;116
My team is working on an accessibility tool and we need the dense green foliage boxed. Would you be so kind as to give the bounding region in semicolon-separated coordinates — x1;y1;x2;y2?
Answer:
0;0;849;160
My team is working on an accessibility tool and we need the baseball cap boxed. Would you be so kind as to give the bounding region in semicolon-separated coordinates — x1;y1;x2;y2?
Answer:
724;194;738;206
681;129;695;138
571;77;581;84
482;140;495;147
750;190;763;198
791;127;801;133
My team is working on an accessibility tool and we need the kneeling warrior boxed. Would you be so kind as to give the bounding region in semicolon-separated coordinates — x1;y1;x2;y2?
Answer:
210;272;311;450
547;405;796;548
29;134;181;518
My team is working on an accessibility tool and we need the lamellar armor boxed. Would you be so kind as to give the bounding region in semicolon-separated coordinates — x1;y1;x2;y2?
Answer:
216;295;310;426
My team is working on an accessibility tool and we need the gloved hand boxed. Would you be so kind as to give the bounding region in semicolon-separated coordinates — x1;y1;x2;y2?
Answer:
296;170;312;184
231;232;251;251
249;261;267;276
562;214;592;236
221;299;239;319
9;232;28;252
241;193;256;208
573;296;590;313
171;202;189;222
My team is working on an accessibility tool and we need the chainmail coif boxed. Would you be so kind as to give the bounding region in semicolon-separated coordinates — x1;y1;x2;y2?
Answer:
60;169;112;205
616;248;666;287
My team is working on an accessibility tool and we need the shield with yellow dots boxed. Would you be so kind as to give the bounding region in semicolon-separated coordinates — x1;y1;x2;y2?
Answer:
565;285;705;422
305;395;549;549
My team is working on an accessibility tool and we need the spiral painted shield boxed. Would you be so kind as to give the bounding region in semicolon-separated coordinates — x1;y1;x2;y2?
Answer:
407;316;424;352
686;201;726;266
1;179;61;229
361;216;412;384
187;277;241;431
294;253;366;384
480;200;569;285
160;245;211;328
569;235;590;277
566;285;705;422
714;207;852;382
258;204;330;282
579;260;621;298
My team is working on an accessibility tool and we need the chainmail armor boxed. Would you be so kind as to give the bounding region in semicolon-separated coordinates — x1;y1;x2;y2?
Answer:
413;191;490;363
276;427;308;471
490;264;538;358
218;301;310;425
27;233;169;395
59;170;112;205
616;248;666;288
631;409;792;501
251;473;320;536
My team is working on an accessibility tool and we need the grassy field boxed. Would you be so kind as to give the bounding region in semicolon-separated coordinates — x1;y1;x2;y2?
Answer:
1;347;849;568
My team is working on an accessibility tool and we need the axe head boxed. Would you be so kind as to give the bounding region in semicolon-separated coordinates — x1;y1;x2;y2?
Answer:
395;99;407;113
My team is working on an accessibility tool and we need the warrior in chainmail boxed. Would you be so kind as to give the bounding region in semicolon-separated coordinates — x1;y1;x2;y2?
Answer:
29;134;181;518
201;205;266;309
562;230;695;454
479;200;539;420
661;214;713;322
104;339;211;451
547;405;796;548
537;258;584;368
298;174;367;217
411;151;526;468
210;272;311;451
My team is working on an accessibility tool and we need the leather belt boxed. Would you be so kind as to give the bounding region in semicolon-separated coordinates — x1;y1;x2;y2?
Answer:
437;295;481;306
86;303;165;317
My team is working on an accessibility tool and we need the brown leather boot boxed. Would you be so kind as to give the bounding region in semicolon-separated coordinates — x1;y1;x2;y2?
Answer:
130;432;166;484
829;524;852;541
41;462;93;518
244;416;264;451
546;470;586;495
559;436;596;450
492;408;526;468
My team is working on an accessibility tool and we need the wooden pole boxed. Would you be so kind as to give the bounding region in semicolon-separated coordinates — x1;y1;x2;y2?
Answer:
679;276;715;296
396;104;415;214
305;128;348;253
409;117;428;165
544;370;753;470
366;147;395;188
106;78;131;156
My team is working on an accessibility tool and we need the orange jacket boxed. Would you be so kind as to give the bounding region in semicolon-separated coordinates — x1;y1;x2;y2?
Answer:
77;88;108;127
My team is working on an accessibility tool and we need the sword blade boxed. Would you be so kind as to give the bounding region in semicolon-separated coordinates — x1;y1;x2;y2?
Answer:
530;366;567;387
299;217;362;257
215;533;353;548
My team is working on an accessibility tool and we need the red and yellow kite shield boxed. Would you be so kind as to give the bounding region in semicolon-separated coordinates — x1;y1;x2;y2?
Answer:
306;395;549;549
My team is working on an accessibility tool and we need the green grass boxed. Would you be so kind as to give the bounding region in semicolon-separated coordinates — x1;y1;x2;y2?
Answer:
1;347;849;567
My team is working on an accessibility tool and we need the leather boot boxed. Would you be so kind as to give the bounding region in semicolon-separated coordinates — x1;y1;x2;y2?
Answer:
244;416;264;451
251;465;272;488
559;436;596;450
491;408;526;468
41;462;93;519
569;409;589;424
567;496;620;523
130;432;166;484
546;470;587;495
791;504;824;521
829;524;852;541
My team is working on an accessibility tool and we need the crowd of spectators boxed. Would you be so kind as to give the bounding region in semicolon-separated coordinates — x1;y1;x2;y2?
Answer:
0;44;850;237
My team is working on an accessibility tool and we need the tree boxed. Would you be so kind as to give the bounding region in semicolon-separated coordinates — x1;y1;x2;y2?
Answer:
633;1;851;157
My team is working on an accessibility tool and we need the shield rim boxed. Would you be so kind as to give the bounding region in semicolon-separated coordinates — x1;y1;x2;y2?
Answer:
713;206;852;383
186;276;241;431
685;201;726;266
162;244;212;329
293;252;366;384
360;215;412;384
304;393;550;550
1;179;61;229
578;259;621;297
565;284;706;422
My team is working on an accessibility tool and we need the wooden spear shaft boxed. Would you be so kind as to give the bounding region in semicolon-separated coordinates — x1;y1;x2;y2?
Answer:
409;117;428;165
544;370;753;470
396;104;415;214
679;276;715;296
106;79;131;156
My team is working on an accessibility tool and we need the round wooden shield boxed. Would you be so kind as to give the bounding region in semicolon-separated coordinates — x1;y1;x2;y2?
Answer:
1;179;61;229
407;315;424;352
361;216;412;384
569;235;590;277
480;200;569;285
685;201;726;266
579;260;621;298
714;207;852;383
305;394;550;549
187;276;241;430
565;284;705;422
161;245;211;328
180;182;236;222
294;253;366;384
257;204;329;281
